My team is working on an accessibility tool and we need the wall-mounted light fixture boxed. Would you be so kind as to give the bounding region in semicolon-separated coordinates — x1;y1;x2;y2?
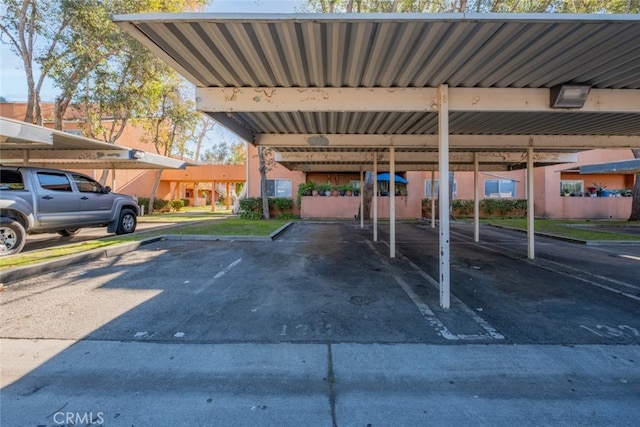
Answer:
550;84;591;108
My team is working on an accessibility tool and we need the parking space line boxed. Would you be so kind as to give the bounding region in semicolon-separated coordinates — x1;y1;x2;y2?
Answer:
365;240;503;341
194;258;242;294
448;229;640;302
380;241;505;340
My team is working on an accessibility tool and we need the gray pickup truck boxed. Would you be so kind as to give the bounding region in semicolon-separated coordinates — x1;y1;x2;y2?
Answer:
0;166;139;256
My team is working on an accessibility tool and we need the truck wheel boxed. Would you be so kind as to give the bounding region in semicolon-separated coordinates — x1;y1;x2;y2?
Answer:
0;218;26;256
115;208;137;235
58;228;80;237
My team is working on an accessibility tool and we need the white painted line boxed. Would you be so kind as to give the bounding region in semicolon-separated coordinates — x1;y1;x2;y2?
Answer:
449;228;640;301
194;258;242;294
383;241;505;340
365;240;459;341
620;255;640;262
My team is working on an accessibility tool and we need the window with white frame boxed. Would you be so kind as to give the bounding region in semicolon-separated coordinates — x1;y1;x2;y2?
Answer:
425;179;457;198
560;180;584;196
484;179;516;198
262;179;292;197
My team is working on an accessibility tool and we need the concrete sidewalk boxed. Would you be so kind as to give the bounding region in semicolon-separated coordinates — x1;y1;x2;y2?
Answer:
2;339;639;426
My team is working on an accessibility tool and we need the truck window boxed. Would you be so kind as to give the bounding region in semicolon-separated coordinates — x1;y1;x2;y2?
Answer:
0;170;25;190
37;172;73;192
72;174;103;193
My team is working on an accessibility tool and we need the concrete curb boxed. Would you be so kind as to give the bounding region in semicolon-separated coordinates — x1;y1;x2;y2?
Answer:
0;222;294;284
486;223;640;246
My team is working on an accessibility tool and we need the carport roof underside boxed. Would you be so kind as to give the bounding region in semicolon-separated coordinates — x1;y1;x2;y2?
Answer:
0;117;187;170
113;13;640;171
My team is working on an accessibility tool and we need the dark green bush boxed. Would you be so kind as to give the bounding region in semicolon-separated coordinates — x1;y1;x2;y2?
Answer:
422;198;527;219
169;199;186;212
138;197;169;212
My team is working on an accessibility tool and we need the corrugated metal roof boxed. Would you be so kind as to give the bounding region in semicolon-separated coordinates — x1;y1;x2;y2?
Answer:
115;13;640;90
113;13;640;171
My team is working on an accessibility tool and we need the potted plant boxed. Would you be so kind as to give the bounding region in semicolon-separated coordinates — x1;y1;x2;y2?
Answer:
593;183;607;197
345;184;354;196
297;182;315;208
338;184;347;196
317;183;331;196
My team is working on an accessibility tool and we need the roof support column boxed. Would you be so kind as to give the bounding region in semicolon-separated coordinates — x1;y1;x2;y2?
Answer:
360;169;364;229
431;170;436;228
390;146;396;258
527;147;535;259
474;153;480;242
211;180;216;212
438;84;451;309
373;151;378;242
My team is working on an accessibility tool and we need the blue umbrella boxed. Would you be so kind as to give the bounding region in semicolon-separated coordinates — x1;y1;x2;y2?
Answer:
377;173;408;184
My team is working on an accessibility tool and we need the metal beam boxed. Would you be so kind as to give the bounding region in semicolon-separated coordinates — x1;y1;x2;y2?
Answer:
277;163;554;172
256;134;640;150
0;149;132;161
197;87;640;113
273;151;578;164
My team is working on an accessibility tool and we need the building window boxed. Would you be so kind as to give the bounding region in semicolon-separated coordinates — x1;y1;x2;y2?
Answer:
262;179;292;197
425;179;457;199
560;180;584;196
484;179;516;198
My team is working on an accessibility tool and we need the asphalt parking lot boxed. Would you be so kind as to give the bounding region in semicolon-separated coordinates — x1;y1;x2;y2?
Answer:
1;221;639;426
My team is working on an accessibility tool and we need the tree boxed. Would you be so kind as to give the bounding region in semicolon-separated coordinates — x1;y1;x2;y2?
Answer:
0;0;69;124
0;0;206;126
139;72;199;214
257;147;277;219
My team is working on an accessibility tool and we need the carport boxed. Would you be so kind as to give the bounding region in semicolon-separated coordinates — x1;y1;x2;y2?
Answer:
0;117;187;176
113;13;640;308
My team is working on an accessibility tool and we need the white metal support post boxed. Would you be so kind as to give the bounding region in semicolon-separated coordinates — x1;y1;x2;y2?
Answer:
431;170;436;228
390;146;396;258
373;152;378;242
438;84;451;309
474;153;480;242
527;146;535;259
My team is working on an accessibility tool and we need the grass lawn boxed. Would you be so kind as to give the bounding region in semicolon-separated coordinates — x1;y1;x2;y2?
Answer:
482;218;640;241
0;217;291;270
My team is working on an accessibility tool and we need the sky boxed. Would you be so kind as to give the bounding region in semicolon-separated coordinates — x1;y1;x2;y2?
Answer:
0;1;303;102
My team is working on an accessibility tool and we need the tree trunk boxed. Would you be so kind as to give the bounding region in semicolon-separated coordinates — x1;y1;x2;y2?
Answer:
629;149;640;221
361;171;373;220
193;182;200;207
148;169;163;215
258;147;270;219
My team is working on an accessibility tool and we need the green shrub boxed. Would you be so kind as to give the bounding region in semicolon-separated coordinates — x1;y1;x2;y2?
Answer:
169;199;185;212
138;197;169;212
270;197;293;212
422;198;527;219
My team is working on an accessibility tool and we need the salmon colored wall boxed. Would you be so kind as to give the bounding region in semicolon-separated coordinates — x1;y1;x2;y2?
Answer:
537;149;635;219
